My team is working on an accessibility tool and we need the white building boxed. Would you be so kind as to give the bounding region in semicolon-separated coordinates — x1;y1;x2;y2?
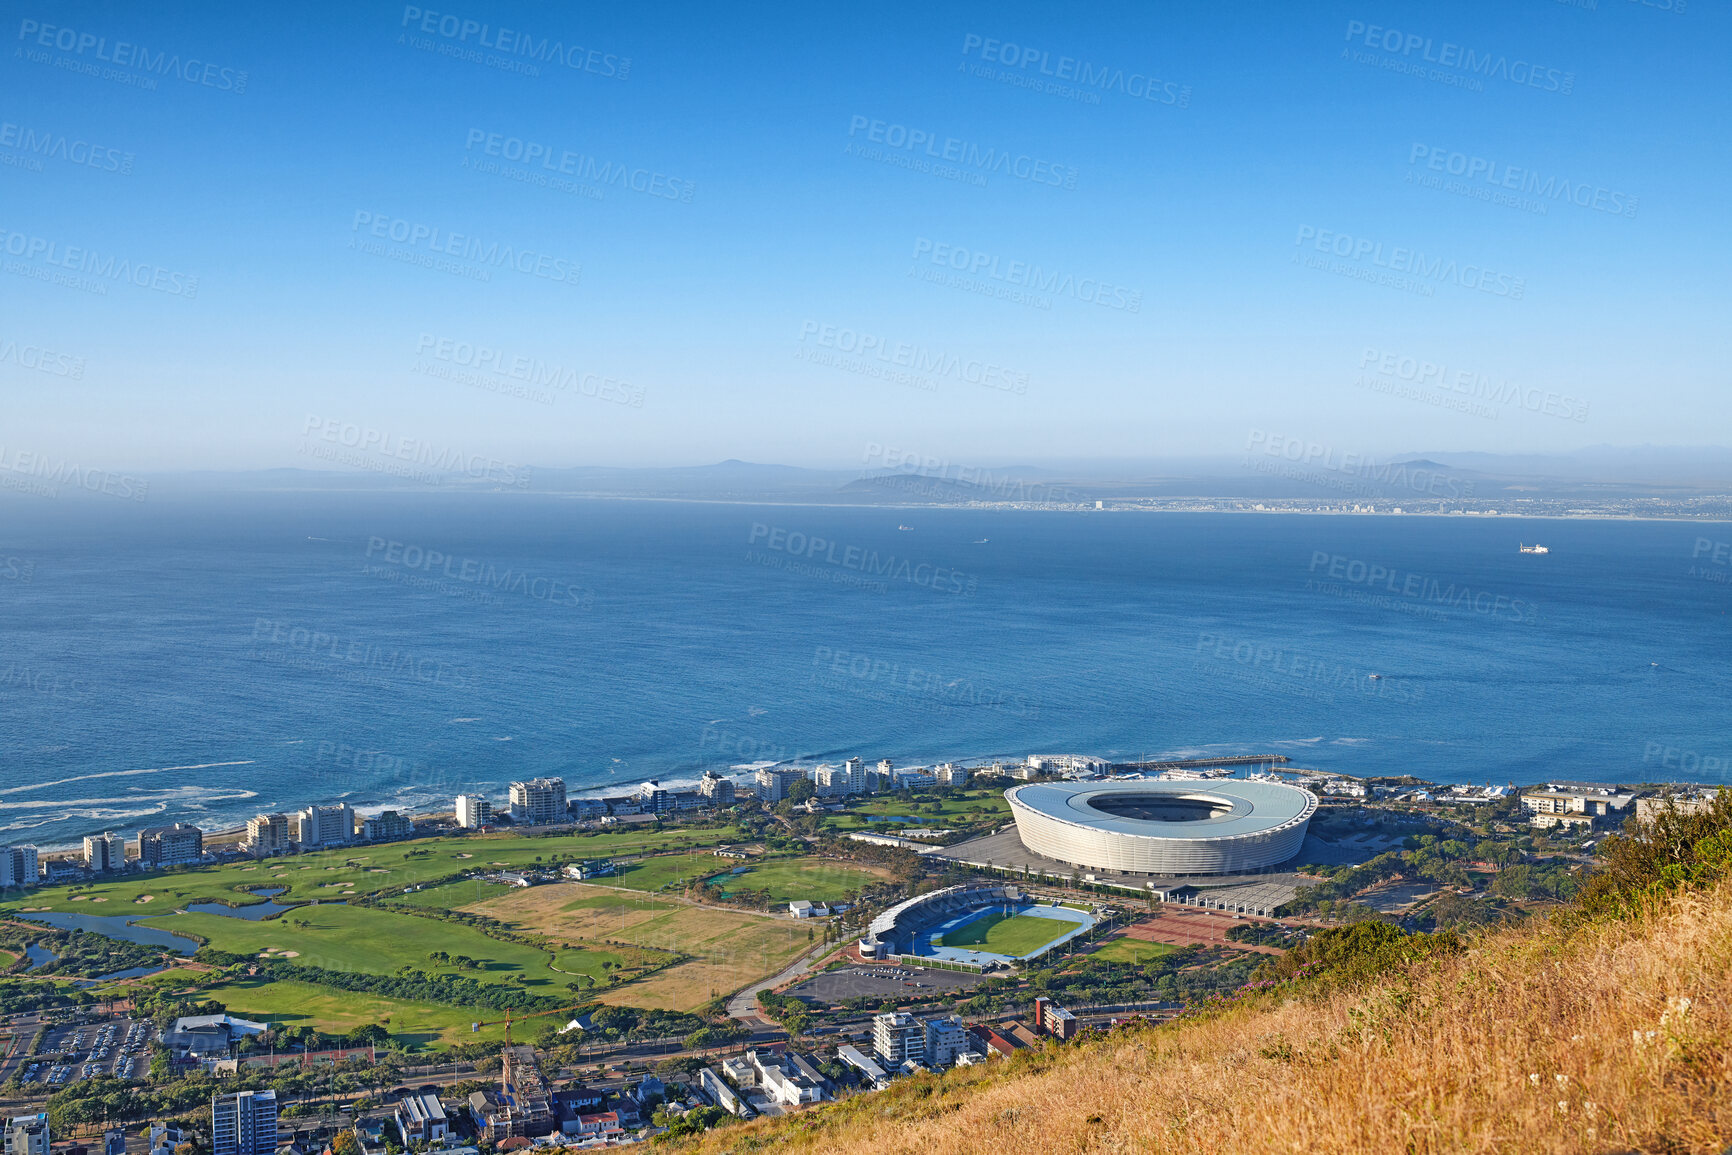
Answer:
934;763;969;787
509;778;568;825
83;833;124;872
4;1115;50;1155
872;1012;926;1068
814;763;850;797
244;814;291;857
923;1015;970;1067
747;1052;824;1106
754;767;805;804
697;1068;749;1117
292;805;355;849
0;846;40;889
455;795;492;829
836;1046;889;1090
697;772;735;805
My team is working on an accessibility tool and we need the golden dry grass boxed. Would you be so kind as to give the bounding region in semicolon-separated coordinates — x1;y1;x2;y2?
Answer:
671;883;1732;1154
467;881;810;1012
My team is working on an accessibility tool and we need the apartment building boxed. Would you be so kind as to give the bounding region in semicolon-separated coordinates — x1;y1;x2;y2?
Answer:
244;814;291;857
697;772;736;805
455;794;492;829
872;1012;926;1069
211;1090;278;1155
361;810;413;842
83;833;124;872
292;805;355;849
754;767;805;804
509;778;568;825
4;1116;49;1155
135;824;203;868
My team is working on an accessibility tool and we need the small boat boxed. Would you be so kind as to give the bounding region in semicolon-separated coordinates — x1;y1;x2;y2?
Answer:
1368;674;1382;680
973;538;989;544
897;525;914;531
1519;543;1549;554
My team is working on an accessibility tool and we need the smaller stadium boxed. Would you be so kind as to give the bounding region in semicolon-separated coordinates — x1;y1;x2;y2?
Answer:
860;884;1096;970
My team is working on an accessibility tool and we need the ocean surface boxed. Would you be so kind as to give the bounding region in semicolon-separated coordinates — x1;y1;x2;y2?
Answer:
2;493;1729;849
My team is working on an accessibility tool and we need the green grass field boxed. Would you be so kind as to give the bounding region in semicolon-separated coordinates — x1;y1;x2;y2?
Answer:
386;878;511;908
135;902;587;993
0;825;746;915
824;789;1011;833
610;852;730;892
1089;938;1179;964
939;912;1073;957
709;858;884;904
209;977;511;1050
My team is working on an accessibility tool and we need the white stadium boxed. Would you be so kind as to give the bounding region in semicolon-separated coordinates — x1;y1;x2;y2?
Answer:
1005;779;1317;875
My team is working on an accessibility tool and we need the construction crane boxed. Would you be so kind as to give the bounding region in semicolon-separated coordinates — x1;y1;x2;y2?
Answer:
469;1003;592;1044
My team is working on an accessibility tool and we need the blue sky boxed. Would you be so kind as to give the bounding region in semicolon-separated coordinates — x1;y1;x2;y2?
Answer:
1;0;1725;470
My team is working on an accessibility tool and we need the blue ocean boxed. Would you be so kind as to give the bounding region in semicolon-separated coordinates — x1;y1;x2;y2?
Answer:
3;493;1728;848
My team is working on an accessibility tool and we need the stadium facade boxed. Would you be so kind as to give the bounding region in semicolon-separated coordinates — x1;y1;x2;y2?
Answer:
1005;779;1316;875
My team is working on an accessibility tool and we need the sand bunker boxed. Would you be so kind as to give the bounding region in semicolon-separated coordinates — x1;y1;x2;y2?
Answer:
134;896;156;903
456;853;473;859
70;895;87;901
91;897;108;903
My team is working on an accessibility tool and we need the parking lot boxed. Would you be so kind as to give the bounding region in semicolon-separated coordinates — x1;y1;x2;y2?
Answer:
786;963;985;1006
22;1017;155;1087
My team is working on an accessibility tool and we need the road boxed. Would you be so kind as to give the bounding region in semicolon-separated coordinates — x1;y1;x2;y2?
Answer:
726;940;843;1025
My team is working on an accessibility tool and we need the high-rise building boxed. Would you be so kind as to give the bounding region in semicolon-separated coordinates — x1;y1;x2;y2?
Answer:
1033;997;1077;1040
509;778;567;826
244;814;291;857
455;794;492;829
637;781;672;814
360;810;413;842
4;1114;50;1155
83;833;124;873
211;1090;277;1155
134;825;203;868
935;763;970;787
754;767;804;804
872;1012;926;1068
697;772;735;805
814;764;849;797
923;1015;970;1066
291;805;355;850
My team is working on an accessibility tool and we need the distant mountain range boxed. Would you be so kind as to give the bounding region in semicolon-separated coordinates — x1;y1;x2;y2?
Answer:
144;447;1732;505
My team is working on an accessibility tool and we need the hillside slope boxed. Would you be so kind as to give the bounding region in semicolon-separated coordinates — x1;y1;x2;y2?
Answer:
671;885;1732;1154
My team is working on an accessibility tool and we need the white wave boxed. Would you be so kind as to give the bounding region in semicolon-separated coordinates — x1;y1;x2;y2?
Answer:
0;761;256;797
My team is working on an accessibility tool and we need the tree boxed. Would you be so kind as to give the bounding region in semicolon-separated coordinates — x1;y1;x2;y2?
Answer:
787;778;816;804
331;1133;363;1155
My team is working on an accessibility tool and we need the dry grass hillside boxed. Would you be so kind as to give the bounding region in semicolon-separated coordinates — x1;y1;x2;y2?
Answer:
669;883;1732;1154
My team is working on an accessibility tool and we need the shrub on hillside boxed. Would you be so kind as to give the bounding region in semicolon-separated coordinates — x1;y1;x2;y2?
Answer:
1254;920;1461;988
1578;790;1732;918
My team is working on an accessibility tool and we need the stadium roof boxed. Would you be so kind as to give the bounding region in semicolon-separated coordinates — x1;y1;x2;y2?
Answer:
1007;780;1315;841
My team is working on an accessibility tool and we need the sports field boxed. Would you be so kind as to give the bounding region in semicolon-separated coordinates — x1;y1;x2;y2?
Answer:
1089;937;1179;964
708;858;886;904
939;911;1073;957
468;882;810;1012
